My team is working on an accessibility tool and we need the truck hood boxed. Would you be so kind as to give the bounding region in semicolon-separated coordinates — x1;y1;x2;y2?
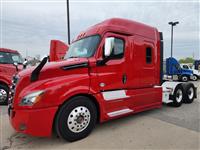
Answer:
16;57;89;94
12;58;90;109
192;69;200;76
19;58;88;77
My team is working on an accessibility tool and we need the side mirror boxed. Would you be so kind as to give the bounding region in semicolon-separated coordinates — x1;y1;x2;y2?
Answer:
104;37;114;57
96;37;115;66
13;62;19;72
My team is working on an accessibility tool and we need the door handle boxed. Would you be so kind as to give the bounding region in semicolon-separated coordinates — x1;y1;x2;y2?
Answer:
122;74;127;84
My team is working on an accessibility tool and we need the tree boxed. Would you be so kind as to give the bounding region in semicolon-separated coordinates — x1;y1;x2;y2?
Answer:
179;57;194;64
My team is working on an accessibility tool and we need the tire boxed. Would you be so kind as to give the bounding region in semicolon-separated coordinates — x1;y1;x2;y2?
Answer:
181;75;189;82
55;96;97;142
0;84;9;105
191;75;198;81
183;83;195;104
171;84;184;107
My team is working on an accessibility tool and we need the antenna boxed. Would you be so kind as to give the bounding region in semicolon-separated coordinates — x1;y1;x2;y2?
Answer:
66;0;70;44
26;49;28;57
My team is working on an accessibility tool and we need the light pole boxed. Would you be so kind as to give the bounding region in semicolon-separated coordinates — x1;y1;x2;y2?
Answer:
66;0;70;44
168;21;179;57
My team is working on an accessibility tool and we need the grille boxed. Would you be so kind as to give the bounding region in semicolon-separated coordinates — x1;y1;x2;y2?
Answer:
8;75;19;105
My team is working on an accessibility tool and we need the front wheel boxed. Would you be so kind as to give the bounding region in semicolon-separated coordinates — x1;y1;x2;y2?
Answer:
0;84;9;105
191;75;198;81
55;96;97;142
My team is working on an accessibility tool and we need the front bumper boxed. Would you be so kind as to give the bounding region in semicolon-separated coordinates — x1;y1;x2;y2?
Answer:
8;105;58;137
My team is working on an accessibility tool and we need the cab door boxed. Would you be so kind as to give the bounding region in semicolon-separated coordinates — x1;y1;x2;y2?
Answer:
96;33;127;92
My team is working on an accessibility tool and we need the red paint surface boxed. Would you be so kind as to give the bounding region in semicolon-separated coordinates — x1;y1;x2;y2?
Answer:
49;40;68;62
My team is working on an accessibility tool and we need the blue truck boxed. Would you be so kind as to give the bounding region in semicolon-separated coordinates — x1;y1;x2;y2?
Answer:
164;57;193;82
194;60;200;70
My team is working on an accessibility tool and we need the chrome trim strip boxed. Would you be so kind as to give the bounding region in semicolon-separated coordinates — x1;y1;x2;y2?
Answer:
107;108;133;117
102;90;130;101
61;62;88;70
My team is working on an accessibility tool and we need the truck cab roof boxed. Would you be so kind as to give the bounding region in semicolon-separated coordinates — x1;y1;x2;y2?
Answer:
0;48;20;54
76;18;158;41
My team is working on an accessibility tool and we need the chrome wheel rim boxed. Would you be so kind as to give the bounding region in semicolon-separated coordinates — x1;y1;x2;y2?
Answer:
0;88;7;102
188;87;194;99
67;106;91;133
176;89;183;103
182;76;188;82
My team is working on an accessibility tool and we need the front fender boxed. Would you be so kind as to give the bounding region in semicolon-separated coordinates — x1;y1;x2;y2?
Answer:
0;75;11;86
34;74;90;108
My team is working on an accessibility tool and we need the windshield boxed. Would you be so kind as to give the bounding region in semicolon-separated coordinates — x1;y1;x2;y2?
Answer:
0;51;24;64
175;64;181;70
64;35;101;59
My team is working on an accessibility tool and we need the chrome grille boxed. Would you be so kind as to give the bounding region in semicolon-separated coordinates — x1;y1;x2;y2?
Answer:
8;75;19;104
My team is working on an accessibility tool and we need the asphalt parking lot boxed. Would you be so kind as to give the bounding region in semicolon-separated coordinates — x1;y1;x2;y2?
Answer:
0;81;199;150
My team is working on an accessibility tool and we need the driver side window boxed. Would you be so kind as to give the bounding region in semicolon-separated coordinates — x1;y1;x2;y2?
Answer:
12;55;19;62
113;38;124;58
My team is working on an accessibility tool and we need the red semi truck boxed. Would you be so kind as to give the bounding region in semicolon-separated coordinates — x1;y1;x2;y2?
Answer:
0;48;24;104
8;18;197;142
0;41;67;105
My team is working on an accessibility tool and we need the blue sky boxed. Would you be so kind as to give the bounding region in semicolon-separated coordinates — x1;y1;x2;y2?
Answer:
0;0;199;59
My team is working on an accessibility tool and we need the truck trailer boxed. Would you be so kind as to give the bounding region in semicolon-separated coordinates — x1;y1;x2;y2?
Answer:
8;18;197;142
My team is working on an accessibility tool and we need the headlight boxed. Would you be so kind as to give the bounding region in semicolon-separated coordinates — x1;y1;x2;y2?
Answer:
20;90;44;106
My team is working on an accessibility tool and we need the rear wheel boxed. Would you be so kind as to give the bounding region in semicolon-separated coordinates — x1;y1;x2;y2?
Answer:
181;75;189;82
183;83;195;104
171;85;184;107
55;96;97;142
0;84;9;105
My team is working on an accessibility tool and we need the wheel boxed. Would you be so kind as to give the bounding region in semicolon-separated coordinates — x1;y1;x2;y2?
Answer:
191;75;198;81
171;84;184;107
55;96;97;142
183;83;195;104
0;84;9;105
181;75;189;82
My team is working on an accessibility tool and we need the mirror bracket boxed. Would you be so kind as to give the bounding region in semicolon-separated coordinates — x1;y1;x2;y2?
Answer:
23;59;28;69
96;56;111;66
13;62;19;72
